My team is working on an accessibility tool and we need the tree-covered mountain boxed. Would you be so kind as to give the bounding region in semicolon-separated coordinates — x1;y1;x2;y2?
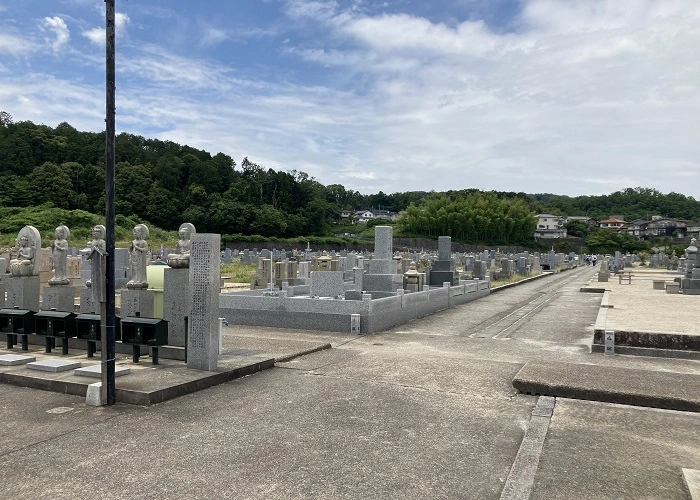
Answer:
1;113;699;246
0;113;423;237
530;188;700;222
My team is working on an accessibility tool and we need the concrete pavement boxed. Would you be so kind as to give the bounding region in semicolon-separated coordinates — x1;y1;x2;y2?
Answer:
0;265;699;499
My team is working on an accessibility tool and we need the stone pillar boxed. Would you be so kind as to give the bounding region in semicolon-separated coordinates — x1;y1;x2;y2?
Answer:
187;234;221;371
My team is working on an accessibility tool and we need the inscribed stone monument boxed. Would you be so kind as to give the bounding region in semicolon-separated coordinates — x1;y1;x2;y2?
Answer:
187;233;221;371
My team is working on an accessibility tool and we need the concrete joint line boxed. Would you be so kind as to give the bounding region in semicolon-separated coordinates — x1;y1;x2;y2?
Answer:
499;396;555;500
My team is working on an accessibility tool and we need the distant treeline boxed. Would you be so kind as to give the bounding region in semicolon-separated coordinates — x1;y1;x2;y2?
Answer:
1;112;699;246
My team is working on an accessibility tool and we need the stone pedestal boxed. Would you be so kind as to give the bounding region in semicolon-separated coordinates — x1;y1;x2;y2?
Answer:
42;286;76;312
120;289;155;318
0;282;5;308
429;260;456;286
80;287;99;314
6;276;40;311
163;268;189;347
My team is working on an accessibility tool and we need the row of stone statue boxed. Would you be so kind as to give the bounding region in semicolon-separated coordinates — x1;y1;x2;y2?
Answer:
7;223;195;290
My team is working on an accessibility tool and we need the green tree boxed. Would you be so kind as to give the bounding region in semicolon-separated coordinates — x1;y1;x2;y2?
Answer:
564;219;592;237
28;162;74;209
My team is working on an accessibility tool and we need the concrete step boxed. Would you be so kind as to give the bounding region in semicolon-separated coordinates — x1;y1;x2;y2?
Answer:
512;360;700;412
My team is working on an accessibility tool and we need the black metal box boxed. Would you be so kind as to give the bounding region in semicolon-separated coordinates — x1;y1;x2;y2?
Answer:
0;308;35;335
75;314;121;342
120;317;168;346
34;310;76;338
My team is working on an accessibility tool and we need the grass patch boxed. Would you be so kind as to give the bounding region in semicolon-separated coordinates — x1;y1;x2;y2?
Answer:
220;261;257;283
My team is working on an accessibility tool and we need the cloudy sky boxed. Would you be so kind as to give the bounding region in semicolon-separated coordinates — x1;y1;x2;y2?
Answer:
1;0;699;197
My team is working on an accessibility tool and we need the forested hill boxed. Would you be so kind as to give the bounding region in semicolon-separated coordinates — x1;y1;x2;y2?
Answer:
1;113;699;242
532;189;700;222
0;112;422;236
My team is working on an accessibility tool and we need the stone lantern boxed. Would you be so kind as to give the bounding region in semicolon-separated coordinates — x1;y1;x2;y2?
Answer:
404;261;422;293
317;251;333;271
685;238;698;279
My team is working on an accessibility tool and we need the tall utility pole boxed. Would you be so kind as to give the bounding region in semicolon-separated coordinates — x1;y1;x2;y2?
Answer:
103;0;117;405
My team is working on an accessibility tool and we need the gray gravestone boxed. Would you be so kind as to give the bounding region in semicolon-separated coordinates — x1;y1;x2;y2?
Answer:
438;236;451;261
187;233;221;371
310;271;345;298
374;226;393;260
163;268;189;346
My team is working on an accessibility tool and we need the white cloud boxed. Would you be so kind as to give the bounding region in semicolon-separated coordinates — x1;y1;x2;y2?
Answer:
0;33;35;56
200;26;229;47
82;11;130;46
267;0;700;194
2;0;700;198
41;16;70;52
83;27;103;45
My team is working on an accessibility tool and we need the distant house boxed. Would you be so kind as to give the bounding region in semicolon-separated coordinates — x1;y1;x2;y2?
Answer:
534;214;567;239
644;218;686;239
626;217;687;239
598;218;628;231
372;209;399;221
687;222;700;240
627;220;648;238
354;210;374;223
340;210;353;219
350;209;399;223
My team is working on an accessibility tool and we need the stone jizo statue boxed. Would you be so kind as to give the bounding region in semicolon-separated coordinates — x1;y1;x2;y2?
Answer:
127;223;149;289
9;225;41;277
167;223;196;269
48;225;70;286
86;225;107;302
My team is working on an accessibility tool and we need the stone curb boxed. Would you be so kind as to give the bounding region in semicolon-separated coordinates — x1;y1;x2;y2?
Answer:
512;360;700;413
0;357;275;406
490;270;558;293
274;343;332;363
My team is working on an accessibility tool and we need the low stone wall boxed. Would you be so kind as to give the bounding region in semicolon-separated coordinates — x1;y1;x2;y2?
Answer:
219;280;490;334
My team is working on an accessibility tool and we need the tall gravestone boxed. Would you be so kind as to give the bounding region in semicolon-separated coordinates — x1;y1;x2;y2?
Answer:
429;236;456;286
187;234;221;371
163;268;188;346
362;226;403;297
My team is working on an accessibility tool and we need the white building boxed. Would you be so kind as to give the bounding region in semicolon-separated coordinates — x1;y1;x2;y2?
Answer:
534;214;567;239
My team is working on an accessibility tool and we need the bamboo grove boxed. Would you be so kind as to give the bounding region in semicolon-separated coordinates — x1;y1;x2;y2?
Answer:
397;191;536;244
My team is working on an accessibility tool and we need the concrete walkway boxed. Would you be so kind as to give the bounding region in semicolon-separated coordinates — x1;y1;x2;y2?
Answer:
0;265;699;499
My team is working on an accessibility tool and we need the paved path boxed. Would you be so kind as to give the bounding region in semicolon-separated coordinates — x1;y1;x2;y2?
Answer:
1;265;699;499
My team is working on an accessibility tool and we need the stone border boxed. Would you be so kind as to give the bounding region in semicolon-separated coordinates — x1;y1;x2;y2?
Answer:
512;360;700;412
0;357;274;406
